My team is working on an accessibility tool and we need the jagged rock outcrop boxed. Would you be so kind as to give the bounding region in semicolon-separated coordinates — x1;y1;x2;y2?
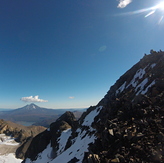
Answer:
22;51;164;163
22;111;77;162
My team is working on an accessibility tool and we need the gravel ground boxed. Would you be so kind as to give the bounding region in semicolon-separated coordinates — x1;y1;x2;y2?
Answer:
0;134;20;155
0;144;20;155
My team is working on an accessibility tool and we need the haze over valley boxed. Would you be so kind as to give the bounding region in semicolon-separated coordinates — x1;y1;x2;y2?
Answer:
0;103;85;127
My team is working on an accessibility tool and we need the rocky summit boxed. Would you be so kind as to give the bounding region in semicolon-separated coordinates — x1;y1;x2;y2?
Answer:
21;51;164;163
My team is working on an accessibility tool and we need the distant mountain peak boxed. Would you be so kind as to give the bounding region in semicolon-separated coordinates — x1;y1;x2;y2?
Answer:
23;103;39;110
30;104;36;109
28;103;38;106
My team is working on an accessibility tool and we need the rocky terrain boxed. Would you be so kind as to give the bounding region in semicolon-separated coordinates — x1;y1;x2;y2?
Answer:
19;51;164;163
17;111;77;160
0;119;46;143
0;134;20;155
0;119;46;162
0;134;22;163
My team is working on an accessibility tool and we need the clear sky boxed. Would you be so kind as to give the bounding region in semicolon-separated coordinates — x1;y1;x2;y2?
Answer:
1;0;164;109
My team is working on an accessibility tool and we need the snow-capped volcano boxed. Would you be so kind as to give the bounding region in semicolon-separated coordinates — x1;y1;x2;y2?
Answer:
21;51;164;163
18;103;38;110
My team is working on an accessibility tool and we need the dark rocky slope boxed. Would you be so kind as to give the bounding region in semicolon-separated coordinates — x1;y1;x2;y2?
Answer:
22;51;164;163
17;111;77;160
88;51;164;162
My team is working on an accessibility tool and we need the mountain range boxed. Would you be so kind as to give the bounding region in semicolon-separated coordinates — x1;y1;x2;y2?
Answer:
16;51;164;163
0;104;84;127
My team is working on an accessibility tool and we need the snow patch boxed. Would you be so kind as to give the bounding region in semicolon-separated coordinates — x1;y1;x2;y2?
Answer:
0;134;19;146
135;78;148;95
0;153;22;163
116;81;126;95
32;105;36;109
135;79;155;96
151;63;156;68
141;80;155;95
82;106;103;131
50;129;96;163
25;143;53;163
57;128;72;155
126;67;147;88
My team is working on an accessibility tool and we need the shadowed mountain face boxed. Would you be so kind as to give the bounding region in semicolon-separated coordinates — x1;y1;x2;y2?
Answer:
21;51;164;163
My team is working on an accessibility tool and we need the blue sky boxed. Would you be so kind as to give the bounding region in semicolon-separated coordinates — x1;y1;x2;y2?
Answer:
1;0;164;109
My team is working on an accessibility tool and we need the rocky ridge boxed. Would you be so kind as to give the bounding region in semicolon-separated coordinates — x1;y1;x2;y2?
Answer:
19;111;77;160
0;119;46;160
0;119;46;142
22;51;164;163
